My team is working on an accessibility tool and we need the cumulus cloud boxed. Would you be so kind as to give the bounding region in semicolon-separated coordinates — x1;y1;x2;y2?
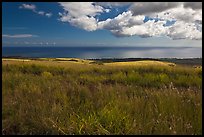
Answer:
155;4;202;23
58;2;202;40
59;2;104;17
61;14;98;31
98;11;168;38
59;2;107;31
129;2;181;16
167;21;202;40
98;11;146;33
183;2;202;10
2;34;38;38
19;3;52;18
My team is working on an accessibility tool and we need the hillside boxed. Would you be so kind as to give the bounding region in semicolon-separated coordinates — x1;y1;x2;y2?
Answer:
2;58;202;135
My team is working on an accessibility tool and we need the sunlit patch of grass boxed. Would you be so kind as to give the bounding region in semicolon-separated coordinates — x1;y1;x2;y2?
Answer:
104;60;175;67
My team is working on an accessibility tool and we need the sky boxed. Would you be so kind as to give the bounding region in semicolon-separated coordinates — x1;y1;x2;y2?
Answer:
2;2;202;47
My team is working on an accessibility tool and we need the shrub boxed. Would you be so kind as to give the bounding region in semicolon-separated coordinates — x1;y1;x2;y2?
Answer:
41;71;53;78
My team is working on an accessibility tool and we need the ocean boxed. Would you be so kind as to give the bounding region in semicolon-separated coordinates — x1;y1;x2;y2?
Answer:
2;46;202;59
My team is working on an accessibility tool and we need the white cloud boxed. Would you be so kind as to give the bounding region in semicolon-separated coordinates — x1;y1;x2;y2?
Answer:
45;13;52;18
59;2;104;17
155;5;202;23
19;4;36;11
167;21;202;40
59;2;110;31
19;3;52;18
98;11;145;30
2;34;38;38
69;16;98;31
98;12;168;38
38;11;45;15
183;2;202;10
58;2;202;40
104;9;111;13
129;2;181;16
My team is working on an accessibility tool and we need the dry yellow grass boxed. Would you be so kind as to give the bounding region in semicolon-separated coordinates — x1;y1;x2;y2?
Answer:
2;58;32;62
2;58;88;64
2;58;174;67
2;58;202;135
104;60;176;67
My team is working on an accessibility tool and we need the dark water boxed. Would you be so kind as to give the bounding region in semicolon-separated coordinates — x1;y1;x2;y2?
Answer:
2;46;202;59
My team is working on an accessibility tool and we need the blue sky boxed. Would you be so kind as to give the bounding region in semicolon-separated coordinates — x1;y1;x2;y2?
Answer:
2;2;202;47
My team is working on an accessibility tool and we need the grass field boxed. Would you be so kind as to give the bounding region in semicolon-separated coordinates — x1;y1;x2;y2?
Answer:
2;58;202;135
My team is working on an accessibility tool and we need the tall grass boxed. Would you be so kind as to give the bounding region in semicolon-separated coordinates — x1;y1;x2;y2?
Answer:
2;61;202;135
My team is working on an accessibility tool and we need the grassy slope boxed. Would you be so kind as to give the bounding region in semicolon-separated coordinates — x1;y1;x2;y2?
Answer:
2;58;202;135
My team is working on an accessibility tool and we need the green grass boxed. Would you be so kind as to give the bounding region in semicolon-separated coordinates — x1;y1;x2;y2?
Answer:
2;60;202;135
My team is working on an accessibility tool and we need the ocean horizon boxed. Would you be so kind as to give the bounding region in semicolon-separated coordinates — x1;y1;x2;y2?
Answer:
2;46;202;59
